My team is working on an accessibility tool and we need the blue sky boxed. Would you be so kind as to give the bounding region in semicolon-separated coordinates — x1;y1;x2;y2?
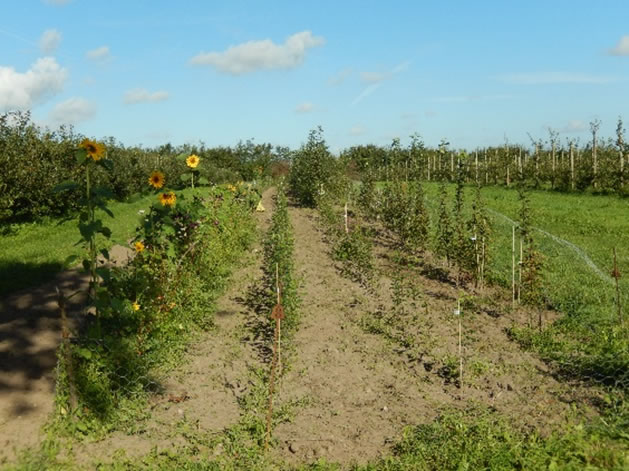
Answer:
1;0;628;152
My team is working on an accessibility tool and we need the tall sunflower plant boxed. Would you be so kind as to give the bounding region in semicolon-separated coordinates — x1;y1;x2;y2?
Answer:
179;153;208;189
54;139;119;332
139;165;205;262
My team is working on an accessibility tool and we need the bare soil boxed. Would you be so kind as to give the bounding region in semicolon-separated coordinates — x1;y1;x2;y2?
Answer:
269;206;594;467
0;245;131;463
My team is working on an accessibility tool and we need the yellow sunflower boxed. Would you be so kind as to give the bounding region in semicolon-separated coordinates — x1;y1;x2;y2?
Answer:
80;138;106;161
134;241;145;253
186;154;200;168
148;170;165;189
132;301;141;311
158;191;177;207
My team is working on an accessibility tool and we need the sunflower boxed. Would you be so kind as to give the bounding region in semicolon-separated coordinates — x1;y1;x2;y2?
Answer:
158;191;177;207
134;241;145;253
186;154;200;168
80;138;106;161
227;184;237;192
132;301;141;311
148;170;165;189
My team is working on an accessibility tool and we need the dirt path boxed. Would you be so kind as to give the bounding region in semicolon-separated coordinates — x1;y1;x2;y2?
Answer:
272;206;440;465
0;245;132;463
270;205;588;467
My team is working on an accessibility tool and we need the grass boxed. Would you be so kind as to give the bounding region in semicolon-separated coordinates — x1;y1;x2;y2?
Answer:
417;183;629;326
0;189;198;297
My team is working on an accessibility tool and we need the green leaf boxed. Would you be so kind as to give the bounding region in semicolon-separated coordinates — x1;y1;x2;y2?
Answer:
76;347;92;360
98;159;114;171
75;149;87;164
95;200;114;218
166;245;176;259
95;267;111;283
99;248;110;261
110;297;124;312
82;259;91;272
180;172;192;182
176;152;188;161
198;177;209;185
93;186;114;199
53;180;79;193
64;255;79;266
99;226;112;238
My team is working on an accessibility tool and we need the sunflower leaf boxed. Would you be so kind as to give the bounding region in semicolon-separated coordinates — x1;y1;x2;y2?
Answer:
75;149;87;164
54;181;79;193
180;173;192;182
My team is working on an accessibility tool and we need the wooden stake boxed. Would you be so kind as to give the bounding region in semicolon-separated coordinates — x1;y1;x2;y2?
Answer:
518;238;523;304
56;287;76;412
276;263;282;376
570;142;575;191
613;248;623;325
458;299;463;388
512;226;516;308
344;202;349;234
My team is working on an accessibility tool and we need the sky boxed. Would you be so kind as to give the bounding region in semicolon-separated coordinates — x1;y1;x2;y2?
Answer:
1;0;628;152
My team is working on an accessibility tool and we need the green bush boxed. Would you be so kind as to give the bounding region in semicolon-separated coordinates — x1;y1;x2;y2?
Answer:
289;126;338;207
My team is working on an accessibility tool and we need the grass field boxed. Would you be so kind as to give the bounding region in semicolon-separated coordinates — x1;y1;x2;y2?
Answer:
419;183;629;327
0;190;198;297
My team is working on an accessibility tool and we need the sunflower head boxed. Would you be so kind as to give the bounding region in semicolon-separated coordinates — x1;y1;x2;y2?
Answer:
80;138;106;161
186;154;200;169
148;170;165;189
134;241;145;253
158;191;177;207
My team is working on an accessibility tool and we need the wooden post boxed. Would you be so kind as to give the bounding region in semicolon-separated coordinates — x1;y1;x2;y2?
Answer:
591;120;600;189
56;287;77;412
512;226;516;308
570;141;575;190
518;147;522;178
613;248;623;325
457;298;463;388
344;202;349;234
475;150;479;184
275;263;282;376
518;238;523;304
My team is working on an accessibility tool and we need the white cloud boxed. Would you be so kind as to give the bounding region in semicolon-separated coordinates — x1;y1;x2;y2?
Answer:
360;71;390;83
145;130;172;141
559;120;588;133
189;30;325;75
349;125;366;136
86;46;111;61
431;94;512;103
295;102;315;113
351;83;381;105
39;29;61;54
609;35;629;56
352;59;410;106
328;67;352;86
0;57;68;111
49;97;96;125
124;88;169;104
496;72;616;84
